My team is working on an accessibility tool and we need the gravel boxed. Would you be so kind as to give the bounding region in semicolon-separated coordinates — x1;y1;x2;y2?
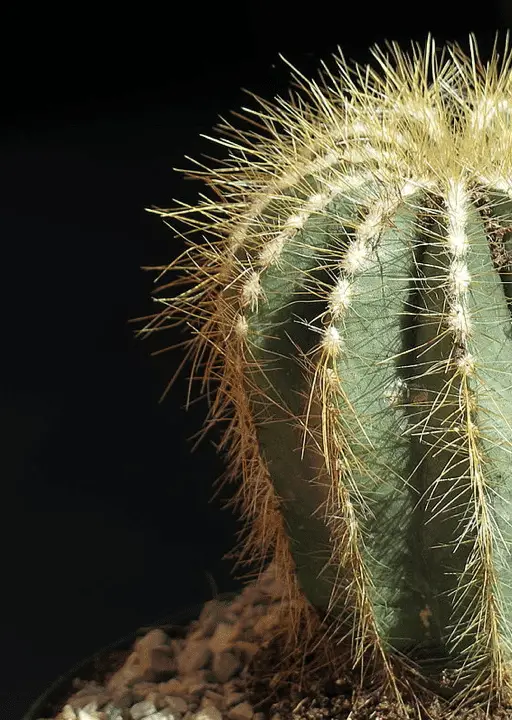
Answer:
36;566;284;720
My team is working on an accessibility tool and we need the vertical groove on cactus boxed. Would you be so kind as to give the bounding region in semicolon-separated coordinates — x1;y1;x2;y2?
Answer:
136;34;512;715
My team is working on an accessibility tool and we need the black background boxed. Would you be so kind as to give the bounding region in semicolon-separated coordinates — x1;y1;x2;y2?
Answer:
2;4;510;718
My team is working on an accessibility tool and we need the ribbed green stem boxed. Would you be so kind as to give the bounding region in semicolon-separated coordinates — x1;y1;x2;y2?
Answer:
244;189;512;682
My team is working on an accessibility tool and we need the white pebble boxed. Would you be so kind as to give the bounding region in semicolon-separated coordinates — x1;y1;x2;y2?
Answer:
61;706;78;720
130;700;158;720
193;707;223;720
77;709;98;720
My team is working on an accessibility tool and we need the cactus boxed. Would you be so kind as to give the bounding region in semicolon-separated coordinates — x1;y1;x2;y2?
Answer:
137;35;512;716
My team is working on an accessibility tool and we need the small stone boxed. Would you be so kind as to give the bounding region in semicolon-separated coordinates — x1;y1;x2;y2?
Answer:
152;647;176;674
193;707;222;720
140;643;172;682
177;641;211;675
110;690;135;709
73;695;110;712
62;707;77;720
209;622;239;654
252;611;280;636
169;638;184;655
137;640;175;677
203;669;220;685
211;651;241;683
66;696;94;712
201;689;224;710
132;682;159;698
228;600;244;613
132;689;161;707
238;606;258;625
82;702;100;714
253;714;265;720
197;601;230;637
220;611;238;624
110;633;173;691
107;652;142;690
77;709;98;720
163;695;189;715
186;680;207;696
102;703;126;720
135;629;169;652
240;586;264;604
130;699;157;720
75;682;104;698
180;670;207;691
151;694;171;710
202;690;224;709
199;699;218;711
158;679;184;696
227;702;254;720
225;692;246;708
187;627;206;643
232;641;259;663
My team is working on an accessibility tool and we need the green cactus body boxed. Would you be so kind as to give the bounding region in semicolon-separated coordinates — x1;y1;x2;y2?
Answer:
244;184;426;647
240;175;512;682
141;36;512;713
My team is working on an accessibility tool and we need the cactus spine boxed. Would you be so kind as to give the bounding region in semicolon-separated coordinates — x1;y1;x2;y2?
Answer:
139;35;512;715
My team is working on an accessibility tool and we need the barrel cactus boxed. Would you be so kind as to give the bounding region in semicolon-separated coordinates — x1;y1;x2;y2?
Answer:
138;35;512;717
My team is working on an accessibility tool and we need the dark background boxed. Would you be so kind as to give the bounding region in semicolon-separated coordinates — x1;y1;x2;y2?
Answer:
1;4;510;718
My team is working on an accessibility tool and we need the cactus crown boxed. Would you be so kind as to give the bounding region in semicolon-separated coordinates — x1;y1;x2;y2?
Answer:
139;35;512;716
